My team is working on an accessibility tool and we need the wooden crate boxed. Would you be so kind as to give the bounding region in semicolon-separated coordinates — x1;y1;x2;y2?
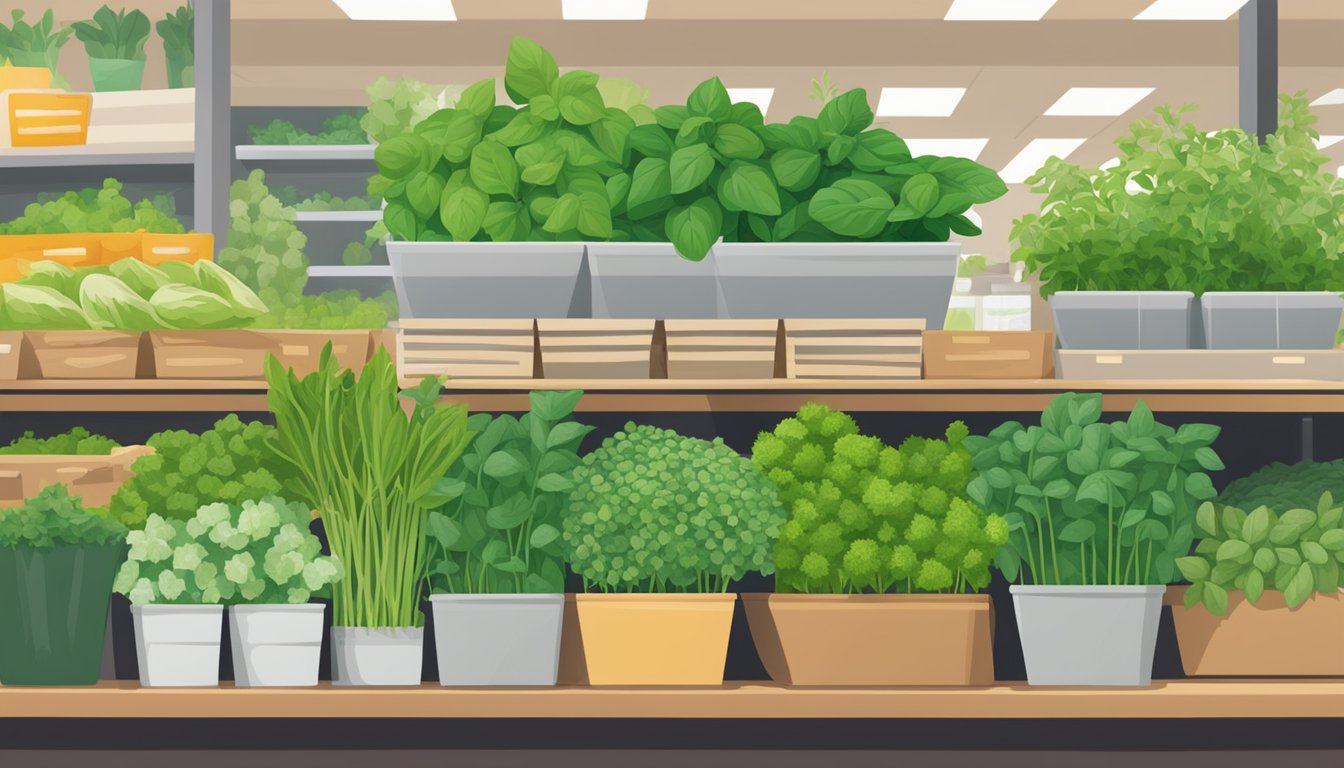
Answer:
22;331;144;379
149;330;374;379
537;319;656;379
0;445;153;508
396;319;536;380
664;320;780;379
1057;350;1344;380
784;320;925;380
0;331;20;380
924;331;1055;379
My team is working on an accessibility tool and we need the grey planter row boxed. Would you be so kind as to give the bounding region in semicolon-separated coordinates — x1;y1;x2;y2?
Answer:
1051;291;1344;350
387;240;961;327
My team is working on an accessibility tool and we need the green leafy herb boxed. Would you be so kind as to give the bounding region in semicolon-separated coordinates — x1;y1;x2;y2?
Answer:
248;114;366;145
71;5;150;61
155;3;192;86
1217;460;1344;514
0;427;118;456
0;484;126;549
0;179;182;235
0;9;72;71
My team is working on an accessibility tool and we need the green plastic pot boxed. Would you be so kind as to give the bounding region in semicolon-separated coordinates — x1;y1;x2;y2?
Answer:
166;59;194;89
0;543;126;686
88;57;145;92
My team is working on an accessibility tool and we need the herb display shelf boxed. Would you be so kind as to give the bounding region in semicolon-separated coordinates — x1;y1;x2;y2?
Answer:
0;147;195;169
234;145;376;162
0;680;1340;719
293;210;383;223
0;379;1343;413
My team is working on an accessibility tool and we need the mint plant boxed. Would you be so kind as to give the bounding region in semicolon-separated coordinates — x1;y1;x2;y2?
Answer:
1218;459;1344;515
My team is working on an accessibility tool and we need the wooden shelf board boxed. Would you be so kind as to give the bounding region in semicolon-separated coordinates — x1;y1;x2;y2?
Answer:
2;680;1342;719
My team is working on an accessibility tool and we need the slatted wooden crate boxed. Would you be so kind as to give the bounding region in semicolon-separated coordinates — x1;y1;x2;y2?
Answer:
784;319;925;380
664;320;780;379
148;330;373;379
923;331;1055;379
395;319;536;379
1057;349;1344;380
22;331;144;379
537;319;655;379
0;332;21;380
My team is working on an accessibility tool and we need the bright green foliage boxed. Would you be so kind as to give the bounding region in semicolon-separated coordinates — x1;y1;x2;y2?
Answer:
155;4;192;79
966;393;1222;586
0;10;73;71
0;484;126;549
753;404;1005;594
71;5;150;61
363;77;458;146
0;427;118;456
1176;492;1344;616
277;191;380;212
109;414;290;528
1013;95;1344;296
1218;460;1344;515
217;170;309;312
113;497;341;606
424;390;593;594
0;179;182;235
253;289;395;330
249;114;367;146
563;422;786;593
266;347;473;628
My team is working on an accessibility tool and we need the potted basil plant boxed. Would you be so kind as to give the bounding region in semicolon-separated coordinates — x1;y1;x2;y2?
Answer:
966;393;1222;686
424;390;592;686
71;5;151;92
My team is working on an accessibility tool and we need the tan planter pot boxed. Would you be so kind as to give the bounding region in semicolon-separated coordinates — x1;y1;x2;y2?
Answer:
570;593;735;686
742;593;994;686
1168;586;1344;676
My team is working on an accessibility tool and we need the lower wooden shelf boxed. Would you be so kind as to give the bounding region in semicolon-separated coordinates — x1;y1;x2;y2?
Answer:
1;680;1341;719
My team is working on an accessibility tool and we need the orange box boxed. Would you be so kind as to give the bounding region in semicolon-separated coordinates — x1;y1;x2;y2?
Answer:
0;67;53;93
140;233;214;265
98;232;144;263
0;234;101;282
4;90;91;148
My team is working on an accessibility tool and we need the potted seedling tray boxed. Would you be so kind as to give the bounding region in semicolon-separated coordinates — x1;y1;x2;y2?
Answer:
664;319;780;379
147;330;374;379
783;319;925;379
537;319;655;379
394;319;537;380
923;330;1054;379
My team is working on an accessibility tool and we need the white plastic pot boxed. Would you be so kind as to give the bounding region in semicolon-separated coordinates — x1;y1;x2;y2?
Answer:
331;626;423;686
430;593;564;686
229;604;325;688
131;604;223;687
1011;585;1165;686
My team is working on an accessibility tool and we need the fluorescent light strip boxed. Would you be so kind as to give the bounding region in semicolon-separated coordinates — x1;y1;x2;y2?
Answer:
1312;89;1344;107
562;0;648;20
1045;87;1154;117
1134;0;1249;20
332;0;456;20
876;87;967;117
1000;138;1087;184
1315;136;1344;150
1099;157;1121;170
726;88;775;117
903;138;989;161
945;0;1057;21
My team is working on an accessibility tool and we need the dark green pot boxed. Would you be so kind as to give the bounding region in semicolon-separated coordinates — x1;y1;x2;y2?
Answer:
0;543;126;686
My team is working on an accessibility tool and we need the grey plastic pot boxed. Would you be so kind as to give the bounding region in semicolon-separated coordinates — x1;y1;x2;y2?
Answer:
229;604;325;688
430;593;564;686
387;241;588;319
1200;292;1344;349
131;604;223;688
1010;585;1165;686
1049;291;1196;349
587;243;721;319
712;242;958;326
331;626;423;686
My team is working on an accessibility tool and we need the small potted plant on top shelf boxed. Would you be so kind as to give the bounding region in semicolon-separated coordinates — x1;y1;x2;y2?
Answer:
561;422;786;686
966;392;1222;686
72;5;151;92
423;390;592;686
746;404;1007;686
0;10;71;79
155;4;193;89
1170;492;1344;677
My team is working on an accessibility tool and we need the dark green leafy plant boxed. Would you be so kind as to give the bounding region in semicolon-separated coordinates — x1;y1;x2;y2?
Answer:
424;390;593;594
0;10;72;71
1176;493;1344;616
564;422;786;592
753;404;1007;594
966;393;1222;586
0;427;118;456
1217;459;1344;514
0;179;182;235
72;5;150;61
0;484;126;549
155;3;192;87
1013;94;1344;296
249;114;367;146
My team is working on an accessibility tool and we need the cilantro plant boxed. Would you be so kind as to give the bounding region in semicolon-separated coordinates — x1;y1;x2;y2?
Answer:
1218;459;1344;515
1176;493;1344;616
113;497;341;605
248;114;366;146
424;390;593;594
0;484;126;549
0;427;118;456
753;404;1007;594
0;10;72;71
0;179;182;235
563;422;786;593
1013;94;1344;296
967;393;1222;586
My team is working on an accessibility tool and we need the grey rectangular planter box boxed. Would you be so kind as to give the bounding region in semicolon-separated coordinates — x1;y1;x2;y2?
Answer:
387;241;588;319
1011;585;1165;686
587;242;721;319
430;593;564;686
1200;292;1344;349
712;242;959;326
1049;291;1196;349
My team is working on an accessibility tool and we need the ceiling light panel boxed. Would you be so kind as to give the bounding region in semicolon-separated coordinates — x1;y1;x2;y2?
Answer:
332;0;456;20
945;0;1058;21
1045;87;1154;117
1312;89;1344;107
562;0;648;20
726;88;775;116
1000;138;1087;184
902;138;990;161
876;87;967;117
1134;0;1249;20
1315;136;1344;150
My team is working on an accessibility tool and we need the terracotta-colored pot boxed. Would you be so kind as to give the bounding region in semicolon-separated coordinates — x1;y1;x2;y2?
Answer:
742;593;995;686
1168;586;1344;676
567;593;735;686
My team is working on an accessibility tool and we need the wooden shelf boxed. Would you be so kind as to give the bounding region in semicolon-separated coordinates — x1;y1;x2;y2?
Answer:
2;680;1342;719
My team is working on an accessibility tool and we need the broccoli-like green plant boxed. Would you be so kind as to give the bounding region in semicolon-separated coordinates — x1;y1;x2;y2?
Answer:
113;497;341;605
0;427;118;456
753;404;1006;594
217;170;308;312
1177;493;1344;616
0;179;182;235
248;114;367;146
564;422;786;593
1217;459;1344;515
0;484;126;549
